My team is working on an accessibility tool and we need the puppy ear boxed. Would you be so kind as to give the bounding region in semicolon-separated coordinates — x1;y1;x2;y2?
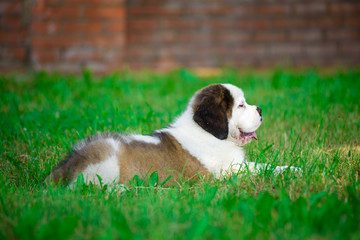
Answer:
193;85;233;140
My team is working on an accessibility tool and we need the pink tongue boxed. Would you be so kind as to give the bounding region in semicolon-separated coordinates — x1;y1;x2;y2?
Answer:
251;132;258;140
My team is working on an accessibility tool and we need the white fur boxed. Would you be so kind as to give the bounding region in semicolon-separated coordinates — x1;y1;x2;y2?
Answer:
105;138;119;152
81;154;120;185
73;139;89;151
77;138;120;185
224;84;262;144
129;135;160;145
164;106;246;177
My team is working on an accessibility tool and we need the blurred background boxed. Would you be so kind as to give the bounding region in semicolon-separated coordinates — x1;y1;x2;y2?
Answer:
0;0;359;73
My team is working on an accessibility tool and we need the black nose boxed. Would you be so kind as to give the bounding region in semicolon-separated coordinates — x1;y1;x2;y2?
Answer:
256;106;262;117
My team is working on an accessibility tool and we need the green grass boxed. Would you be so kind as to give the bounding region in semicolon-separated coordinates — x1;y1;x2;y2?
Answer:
1;68;360;239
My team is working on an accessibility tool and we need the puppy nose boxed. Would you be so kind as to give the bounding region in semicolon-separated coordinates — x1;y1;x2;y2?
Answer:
256;106;262;116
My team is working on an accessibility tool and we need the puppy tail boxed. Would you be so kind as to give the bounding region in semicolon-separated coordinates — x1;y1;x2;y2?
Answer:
43;153;76;187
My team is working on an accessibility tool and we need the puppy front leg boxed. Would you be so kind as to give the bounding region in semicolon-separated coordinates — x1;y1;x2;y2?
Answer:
272;165;302;175
233;162;302;175
226;162;267;175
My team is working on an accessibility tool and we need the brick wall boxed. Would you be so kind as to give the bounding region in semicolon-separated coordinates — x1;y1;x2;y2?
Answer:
126;0;360;70
0;0;359;73
30;0;126;73
0;0;29;69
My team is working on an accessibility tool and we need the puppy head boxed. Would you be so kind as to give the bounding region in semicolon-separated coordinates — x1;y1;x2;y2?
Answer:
192;84;262;146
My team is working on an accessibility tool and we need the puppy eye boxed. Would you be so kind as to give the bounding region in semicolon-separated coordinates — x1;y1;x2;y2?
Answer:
238;104;244;108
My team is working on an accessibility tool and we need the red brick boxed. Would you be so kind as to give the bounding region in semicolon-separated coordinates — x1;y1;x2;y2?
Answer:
32;49;60;62
128;20;158;31
64;22;103;33
31;5;44;17
2;46;26;60
128;6;180;16
32;36;83;48
44;0;64;6
329;3;360;14
126;61;144;69
253;32;287;42
214;33;251;43
158;31;177;43
310;17;343;28
103;0;126;5
177;34;211;43
82;62;108;72
107;22;126;32
325;30;360;41
196;48;228;56
269;44;303;56
102;49;123;61
184;6;233;15
32;6;83;20
31;21;60;34
235;56;262;66
272;18;307;28
127;34;153;44
293;3;326;15
84;35;125;47
344;17;360;27
238;20;271;30
63;0;125;4
290;31;323;42
0;31;23;44
64;0;126;6
152;60;181;71
125;47;155;58
233;5;256;16
234;46;266;56
305;44;337;56
340;43;360;55
2;3;22;15
292;58;314;66
163;20;199;29
39;62;83;72
1;17;22;29
85;7;125;19
64;0;103;4
205;20;232;29
258;5;291;15
62;47;102;61
165;48;190;58
184;59;217;68
13;46;26;60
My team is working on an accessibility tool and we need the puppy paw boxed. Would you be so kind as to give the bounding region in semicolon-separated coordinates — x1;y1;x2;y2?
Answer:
274;166;303;176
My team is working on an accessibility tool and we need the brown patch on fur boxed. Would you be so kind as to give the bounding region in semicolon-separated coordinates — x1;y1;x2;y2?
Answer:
193;84;234;140
48;139;116;184
119;132;210;185
48;132;209;186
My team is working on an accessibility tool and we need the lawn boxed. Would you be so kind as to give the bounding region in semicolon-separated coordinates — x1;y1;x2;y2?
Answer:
1;68;359;239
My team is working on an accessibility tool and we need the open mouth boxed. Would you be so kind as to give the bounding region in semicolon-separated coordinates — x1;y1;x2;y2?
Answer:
239;129;258;141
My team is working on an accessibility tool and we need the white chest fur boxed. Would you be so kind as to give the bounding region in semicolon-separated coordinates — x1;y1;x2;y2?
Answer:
163;108;246;177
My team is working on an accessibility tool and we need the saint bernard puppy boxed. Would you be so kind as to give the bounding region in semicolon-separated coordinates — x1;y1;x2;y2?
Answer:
48;84;300;186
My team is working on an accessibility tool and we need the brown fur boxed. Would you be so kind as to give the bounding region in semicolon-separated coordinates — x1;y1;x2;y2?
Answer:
118;132;210;185
193;84;234;140
48;139;116;184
